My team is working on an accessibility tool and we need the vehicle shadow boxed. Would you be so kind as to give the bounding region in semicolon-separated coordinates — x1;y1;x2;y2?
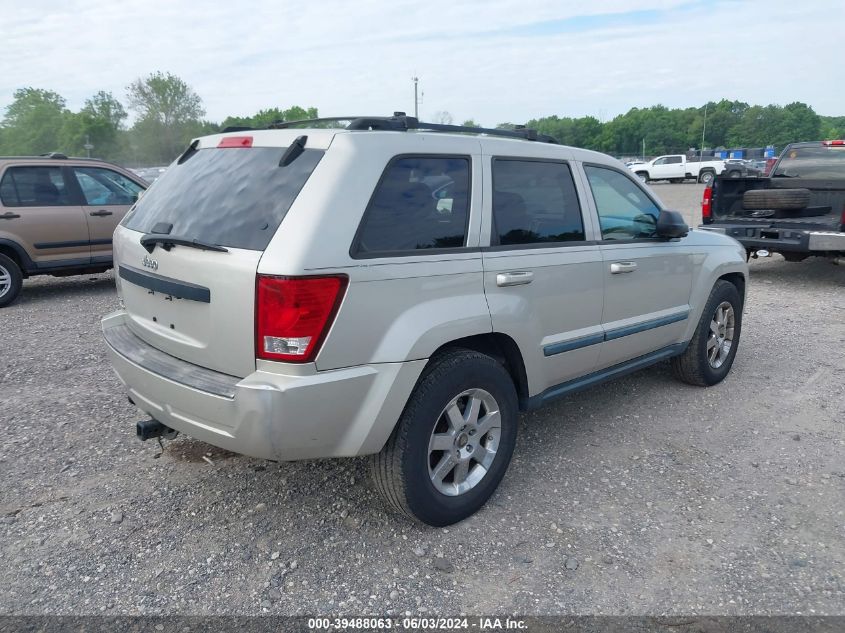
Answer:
747;256;845;288
12;275;116;307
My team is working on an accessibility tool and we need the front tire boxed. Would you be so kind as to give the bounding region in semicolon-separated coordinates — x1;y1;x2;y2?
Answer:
370;349;518;526
672;280;743;386
0;254;23;308
636;171;649;183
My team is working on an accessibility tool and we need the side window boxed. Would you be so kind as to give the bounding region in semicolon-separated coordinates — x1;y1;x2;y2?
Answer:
0;167;72;207
73;167;143;206
667;156;683;164
653;157;666;165
491;160;584;245
354;156;469;255
584;165;661;240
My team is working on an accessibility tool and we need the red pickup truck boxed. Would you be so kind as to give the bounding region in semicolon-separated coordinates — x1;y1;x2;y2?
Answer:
700;140;845;262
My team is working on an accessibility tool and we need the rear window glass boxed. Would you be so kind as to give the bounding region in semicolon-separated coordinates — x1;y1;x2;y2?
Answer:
0;166;73;207
353;156;470;255
773;146;845;179
122;146;324;251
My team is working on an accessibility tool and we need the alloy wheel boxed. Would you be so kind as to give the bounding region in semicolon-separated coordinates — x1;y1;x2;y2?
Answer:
707;301;735;369
427;388;501;496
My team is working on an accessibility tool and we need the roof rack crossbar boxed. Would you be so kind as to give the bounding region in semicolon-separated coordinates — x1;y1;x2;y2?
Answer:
268;116;373;129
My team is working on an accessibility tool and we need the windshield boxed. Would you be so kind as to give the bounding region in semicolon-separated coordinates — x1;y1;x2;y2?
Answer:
123;146;324;251
772;146;845;179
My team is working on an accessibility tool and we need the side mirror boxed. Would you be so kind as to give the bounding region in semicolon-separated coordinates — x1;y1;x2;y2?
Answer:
656;209;689;239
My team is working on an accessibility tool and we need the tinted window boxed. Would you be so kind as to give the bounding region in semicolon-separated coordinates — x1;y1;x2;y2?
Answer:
584;166;661;240
354;156;469;254
773;145;845;179
123;147;324;251
75;167;144;205
492;160;584;245
666;156;684;164
0;166;73;207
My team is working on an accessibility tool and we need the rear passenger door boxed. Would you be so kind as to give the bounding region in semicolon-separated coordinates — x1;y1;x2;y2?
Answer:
71;166;145;264
0;165;90;267
581;164;694;370
481;155;605;397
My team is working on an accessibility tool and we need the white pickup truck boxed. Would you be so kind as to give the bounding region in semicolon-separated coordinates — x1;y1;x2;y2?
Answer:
629;154;744;185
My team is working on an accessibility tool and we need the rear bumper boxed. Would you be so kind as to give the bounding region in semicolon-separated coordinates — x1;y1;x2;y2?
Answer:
700;224;845;253
102;311;424;461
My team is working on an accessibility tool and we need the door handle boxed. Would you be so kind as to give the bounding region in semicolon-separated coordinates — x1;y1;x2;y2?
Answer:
0;212;20;219
496;271;534;287
90;209;113;217
610;261;638;274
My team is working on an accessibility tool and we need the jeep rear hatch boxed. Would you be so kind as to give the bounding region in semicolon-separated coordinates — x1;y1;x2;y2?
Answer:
115;132;328;377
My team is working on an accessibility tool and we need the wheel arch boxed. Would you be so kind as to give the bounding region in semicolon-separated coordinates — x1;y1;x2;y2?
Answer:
429;333;530;411
0;239;32;277
718;271;746;306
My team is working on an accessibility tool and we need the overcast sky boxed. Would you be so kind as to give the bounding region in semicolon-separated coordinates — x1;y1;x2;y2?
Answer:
2;0;844;125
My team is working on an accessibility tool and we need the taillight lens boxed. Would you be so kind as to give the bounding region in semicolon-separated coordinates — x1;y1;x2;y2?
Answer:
256;275;348;363
218;135;253;148
701;185;713;223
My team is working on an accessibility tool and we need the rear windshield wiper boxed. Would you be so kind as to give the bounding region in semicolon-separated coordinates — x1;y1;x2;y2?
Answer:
140;234;229;253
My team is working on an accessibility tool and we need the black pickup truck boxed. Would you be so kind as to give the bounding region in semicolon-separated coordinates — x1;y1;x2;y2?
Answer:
701;140;845;261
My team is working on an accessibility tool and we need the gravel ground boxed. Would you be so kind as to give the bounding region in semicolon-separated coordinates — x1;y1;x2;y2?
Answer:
1;184;843;616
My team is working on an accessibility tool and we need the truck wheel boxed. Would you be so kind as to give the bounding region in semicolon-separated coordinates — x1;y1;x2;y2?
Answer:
0;253;23;308
370;349;518;526
742;188;811;211
698;171;715;185
636;171;649;183
728;170;742;178
671;280;742;387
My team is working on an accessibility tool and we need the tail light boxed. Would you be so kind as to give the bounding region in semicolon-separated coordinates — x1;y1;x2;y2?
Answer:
701;185;713;223
822;140;845;147
256;275;348;363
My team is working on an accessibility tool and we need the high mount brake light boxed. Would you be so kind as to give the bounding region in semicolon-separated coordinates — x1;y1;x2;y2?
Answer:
255;275;348;363
701;185;713;223
218;136;253;148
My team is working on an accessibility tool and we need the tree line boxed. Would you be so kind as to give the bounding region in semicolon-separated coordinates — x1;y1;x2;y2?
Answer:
1;71;843;166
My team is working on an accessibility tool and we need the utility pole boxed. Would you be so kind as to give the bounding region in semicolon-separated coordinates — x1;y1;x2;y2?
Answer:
412;76;419;118
642;138;645;161
701;103;708;159
83;134;94;158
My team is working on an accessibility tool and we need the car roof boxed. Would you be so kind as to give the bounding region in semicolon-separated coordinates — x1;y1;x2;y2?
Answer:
199;127;622;168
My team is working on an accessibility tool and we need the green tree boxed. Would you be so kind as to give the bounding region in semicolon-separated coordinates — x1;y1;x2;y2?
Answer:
59;91;127;159
219;106;318;130
126;72;205;164
0;88;68;154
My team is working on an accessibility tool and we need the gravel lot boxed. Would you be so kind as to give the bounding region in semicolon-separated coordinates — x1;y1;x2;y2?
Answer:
1;183;843;616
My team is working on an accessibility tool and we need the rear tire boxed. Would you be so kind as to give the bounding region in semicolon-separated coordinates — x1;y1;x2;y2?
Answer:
0;254;23;308
370;349;518;526
698;171;715;185
672;280;743;387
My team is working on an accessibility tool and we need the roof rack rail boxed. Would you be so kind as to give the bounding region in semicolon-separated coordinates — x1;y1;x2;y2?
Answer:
40;152;68;159
264;112;557;143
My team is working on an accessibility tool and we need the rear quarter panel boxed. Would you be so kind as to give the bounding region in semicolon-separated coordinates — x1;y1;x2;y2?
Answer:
257;133;492;371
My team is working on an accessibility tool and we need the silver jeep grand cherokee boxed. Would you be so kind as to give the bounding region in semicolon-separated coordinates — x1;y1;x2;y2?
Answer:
103;114;748;526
